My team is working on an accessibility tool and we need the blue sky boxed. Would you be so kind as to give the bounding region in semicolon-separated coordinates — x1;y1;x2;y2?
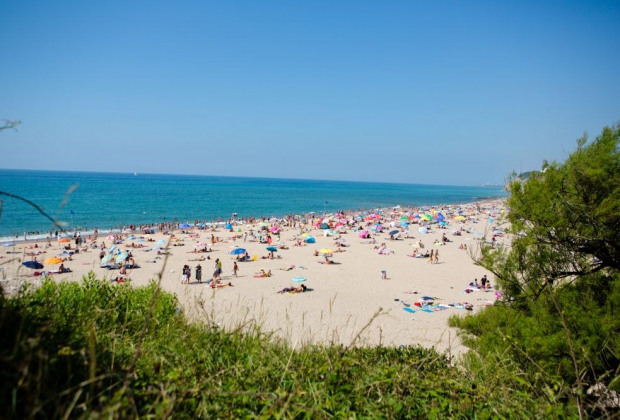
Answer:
1;0;619;185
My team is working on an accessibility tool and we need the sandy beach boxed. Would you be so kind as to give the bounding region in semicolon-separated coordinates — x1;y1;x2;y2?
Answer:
1;200;505;354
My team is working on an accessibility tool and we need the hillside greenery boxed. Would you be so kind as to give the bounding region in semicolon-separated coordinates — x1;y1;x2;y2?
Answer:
1;275;572;418
451;123;620;418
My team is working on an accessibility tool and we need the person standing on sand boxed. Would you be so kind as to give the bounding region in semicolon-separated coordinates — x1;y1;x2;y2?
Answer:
434;249;439;264
428;249;434;264
195;264;202;283
233;261;239;277
181;265;188;284
213;258;222;281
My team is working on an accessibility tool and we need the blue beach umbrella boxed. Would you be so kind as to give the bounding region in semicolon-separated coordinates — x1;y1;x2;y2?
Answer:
22;261;44;269
266;246;277;252
225;223;232;229
292;276;306;282
304;236;315;243
179;223;191;228
101;254;115;265
230;248;247;255
389;229;399;235
115;251;129;264
108;245;118;254
418;227;428;234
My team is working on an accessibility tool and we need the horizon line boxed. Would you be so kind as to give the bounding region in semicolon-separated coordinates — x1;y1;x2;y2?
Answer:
0;167;507;189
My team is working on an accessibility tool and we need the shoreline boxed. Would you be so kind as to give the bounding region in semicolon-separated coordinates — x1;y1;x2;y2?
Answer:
1;199;507;352
0;196;506;243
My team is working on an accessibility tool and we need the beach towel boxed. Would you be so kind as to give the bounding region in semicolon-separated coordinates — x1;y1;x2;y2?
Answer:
403;307;416;313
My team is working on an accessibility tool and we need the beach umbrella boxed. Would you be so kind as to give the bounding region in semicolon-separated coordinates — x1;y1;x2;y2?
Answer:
108;245;118;254
100;254;115;264
196;242;208;248
266;246;278;252
179;223;191;228
454;216;466;221
418;227;428;234
439;221;446;226
106;235;115;241
257;222;268;227
269;226;279;233
319;248;333;254
156;239;167;245
44;257;63;265
115;251;129;264
230;248;247;255
389;229;399;235
292;276;306;282
304;236;315;243
128;235;136;240
58;238;70;243
359;230;369;238
434;242;443;247
22;261;44;269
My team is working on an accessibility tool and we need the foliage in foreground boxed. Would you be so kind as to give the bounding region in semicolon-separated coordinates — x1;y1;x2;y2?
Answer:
0;276;572;418
451;123;620;418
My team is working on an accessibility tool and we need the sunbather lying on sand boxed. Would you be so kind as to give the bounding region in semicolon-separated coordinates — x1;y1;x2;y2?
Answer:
277;284;307;294
209;281;233;288
254;269;272;278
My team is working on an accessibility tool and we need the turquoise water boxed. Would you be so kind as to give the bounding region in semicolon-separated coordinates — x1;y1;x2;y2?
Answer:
0;169;506;238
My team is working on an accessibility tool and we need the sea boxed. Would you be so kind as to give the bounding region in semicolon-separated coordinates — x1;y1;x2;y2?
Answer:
0;169;506;241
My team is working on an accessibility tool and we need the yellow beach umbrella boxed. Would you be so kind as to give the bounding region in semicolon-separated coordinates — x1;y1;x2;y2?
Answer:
454;216;466;221
44;257;63;265
319;248;334;254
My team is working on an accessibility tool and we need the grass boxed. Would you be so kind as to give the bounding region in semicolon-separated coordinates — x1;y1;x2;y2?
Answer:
0;273;575;418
